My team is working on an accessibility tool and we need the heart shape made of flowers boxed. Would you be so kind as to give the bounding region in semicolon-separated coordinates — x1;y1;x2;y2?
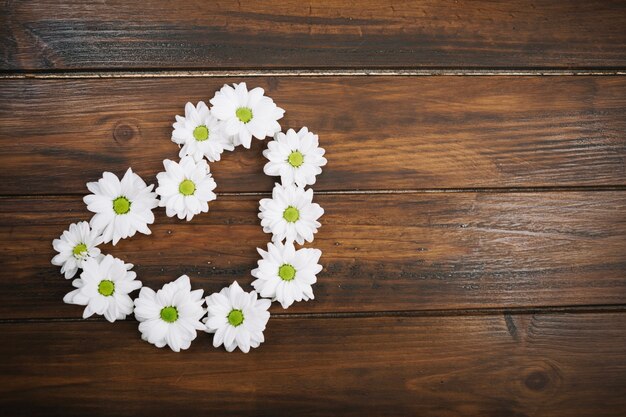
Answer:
52;82;327;353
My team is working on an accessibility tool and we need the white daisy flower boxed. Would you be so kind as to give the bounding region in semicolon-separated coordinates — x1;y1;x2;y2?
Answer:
172;101;234;162
156;156;217;221
263;127;327;187
84;168;159;245
134;275;205;352
259;183;324;245
51;221;103;279
252;241;322;309
63;254;141;322
210;82;285;149
204;281;271;353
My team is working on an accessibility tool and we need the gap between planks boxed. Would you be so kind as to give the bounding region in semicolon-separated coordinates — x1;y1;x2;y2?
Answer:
3;304;625;324
2;186;626;199
1;69;626;79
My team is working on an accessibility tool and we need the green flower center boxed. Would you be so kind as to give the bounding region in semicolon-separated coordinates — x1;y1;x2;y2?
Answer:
283;206;300;223
72;243;88;257
98;280;115;296
193;125;209;141
278;264;296;281
288;151;304;167
228;309;244;327
236;107;253;123
179;179;196;196
160;306;179;323
113;196;131;215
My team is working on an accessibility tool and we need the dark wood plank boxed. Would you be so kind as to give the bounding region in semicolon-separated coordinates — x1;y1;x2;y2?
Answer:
1;192;625;319
2;1;626;70
1;76;625;195
1;313;625;416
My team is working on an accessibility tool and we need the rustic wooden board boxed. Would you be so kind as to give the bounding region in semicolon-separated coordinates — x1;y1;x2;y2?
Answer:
1;313;625;416
1;76;625;195
2;192;625;319
2;1;626;415
2;0;626;70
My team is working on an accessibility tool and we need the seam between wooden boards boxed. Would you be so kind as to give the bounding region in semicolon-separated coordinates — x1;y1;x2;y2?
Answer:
1;69;626;79
2;304;625;324
2;186;626;199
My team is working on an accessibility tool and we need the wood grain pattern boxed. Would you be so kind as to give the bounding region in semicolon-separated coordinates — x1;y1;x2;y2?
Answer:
2;192;624;319
1;313;626;416
2;2;626;414
2;0;626;70
1;76;625;195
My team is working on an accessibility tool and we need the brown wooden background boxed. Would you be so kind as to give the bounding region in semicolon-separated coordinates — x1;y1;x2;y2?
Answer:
1;1;626;416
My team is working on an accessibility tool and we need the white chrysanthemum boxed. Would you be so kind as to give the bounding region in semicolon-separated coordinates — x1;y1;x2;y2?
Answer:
204;281;271;353
84;168;159;245
172;101;234;162
263;127;327;187
156;156;217;221
63;255;141;322
252;241;322;309
51;221;103;279
210;82;284;149
259;183;324;245
134;275;205;352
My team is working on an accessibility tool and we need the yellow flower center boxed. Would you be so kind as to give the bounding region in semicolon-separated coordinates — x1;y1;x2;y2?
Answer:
236;107;253;123
283;206;300;223
278;264;296;281
98;280;115;296
288;151;304;167
113;196;131;215
160;306;179;323
72;243;88;258
179;179;196;196
287;151;304;168
228;309;244;326
193;125;209;141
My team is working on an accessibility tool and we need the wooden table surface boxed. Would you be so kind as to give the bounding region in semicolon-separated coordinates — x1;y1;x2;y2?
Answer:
1;1;626;416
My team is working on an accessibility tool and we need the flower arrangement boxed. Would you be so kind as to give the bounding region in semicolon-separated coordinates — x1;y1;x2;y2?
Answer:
52;83;327;353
